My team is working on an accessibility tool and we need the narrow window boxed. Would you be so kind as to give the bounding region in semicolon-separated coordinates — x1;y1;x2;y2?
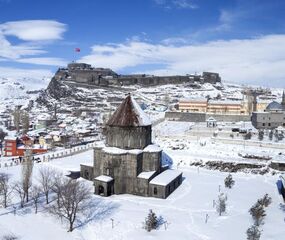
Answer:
154;187;157;195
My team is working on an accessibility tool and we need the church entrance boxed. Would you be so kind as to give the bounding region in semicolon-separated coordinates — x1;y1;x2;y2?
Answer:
98;185;105;196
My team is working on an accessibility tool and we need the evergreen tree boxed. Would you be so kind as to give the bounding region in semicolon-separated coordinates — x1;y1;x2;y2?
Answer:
246;225;261;240
216;193;227;216
144;209;158;232
224;174;235;189
244;131;252;140
249;203;266;226
258;130;264;141
257;194;272;208
269;130;273;141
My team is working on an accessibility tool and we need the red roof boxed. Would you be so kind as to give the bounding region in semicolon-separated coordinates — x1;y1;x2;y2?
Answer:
21;135;31;141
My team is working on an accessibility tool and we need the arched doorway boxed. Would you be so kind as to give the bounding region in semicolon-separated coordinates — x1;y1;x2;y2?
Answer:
98;185;105;196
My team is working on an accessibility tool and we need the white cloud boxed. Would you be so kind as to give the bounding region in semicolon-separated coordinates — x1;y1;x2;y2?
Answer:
0;20;66;41
0;34;45;59
153;0;197;10
0;66;52;80
172;0;198;9
80;35;285;87
16;57;67;67
0;20;67;66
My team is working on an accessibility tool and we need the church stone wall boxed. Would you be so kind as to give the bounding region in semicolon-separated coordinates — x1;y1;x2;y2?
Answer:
93;147;149;195
106;126;152;149
142;151;162;172
80;164;94;181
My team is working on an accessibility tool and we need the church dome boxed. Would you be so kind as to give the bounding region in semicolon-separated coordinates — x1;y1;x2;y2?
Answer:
266;101;283;111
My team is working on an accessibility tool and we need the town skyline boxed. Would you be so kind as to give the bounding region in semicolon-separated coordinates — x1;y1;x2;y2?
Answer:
0;0;285;87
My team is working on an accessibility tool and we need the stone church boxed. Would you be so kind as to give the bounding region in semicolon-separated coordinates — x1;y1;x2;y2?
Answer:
81;94;182;199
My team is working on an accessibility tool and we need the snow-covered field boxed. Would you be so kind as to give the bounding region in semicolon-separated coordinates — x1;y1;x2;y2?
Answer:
0;142;285;240
0;158;284;239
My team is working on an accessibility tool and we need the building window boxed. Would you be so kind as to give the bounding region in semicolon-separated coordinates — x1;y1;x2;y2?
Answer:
84;170;89;179
154;187;157;195
262;123;265;126
268;123;271;127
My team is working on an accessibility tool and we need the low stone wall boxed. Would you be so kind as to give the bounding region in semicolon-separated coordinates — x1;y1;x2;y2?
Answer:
207;114;251;122
165;112;205;122
165;111;250;122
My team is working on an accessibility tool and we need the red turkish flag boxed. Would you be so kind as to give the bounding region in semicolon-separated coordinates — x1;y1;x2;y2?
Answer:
75;48;81;52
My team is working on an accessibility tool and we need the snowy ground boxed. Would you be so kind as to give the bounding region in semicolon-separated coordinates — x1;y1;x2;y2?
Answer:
153;121;285;166
0;156;284;239
0;141;285;239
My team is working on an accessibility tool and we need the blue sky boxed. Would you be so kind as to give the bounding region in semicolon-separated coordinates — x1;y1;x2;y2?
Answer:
0;0;285;86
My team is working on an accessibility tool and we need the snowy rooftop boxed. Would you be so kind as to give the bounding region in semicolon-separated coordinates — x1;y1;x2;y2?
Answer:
137;171;156;180
95;175;113;183
101;143;162;155
208;100;242;105
149;169;182;186
102;146;143;155
4;136;17;141
179;97;207;102
143;144;162;152
107;94;151;127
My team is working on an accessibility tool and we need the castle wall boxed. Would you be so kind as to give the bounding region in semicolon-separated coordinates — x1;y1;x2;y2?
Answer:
106;126;152;149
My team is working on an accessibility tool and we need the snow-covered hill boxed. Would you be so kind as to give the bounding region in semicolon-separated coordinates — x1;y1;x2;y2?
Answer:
0;77;50;112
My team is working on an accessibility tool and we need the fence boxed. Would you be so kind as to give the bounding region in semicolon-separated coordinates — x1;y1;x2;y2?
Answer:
0;142;97;169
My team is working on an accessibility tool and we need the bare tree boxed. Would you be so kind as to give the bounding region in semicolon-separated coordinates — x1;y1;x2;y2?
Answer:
0;173;12;208
38;166;56;204
216;193;227;216
12;106;21;133
49;178;91;232
31;185;41;214
13;181;25;208
21;111;30;134
22;149;34;202
0;128;7;142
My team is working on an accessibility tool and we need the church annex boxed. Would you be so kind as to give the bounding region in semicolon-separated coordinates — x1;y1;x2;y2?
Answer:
80;94;182;199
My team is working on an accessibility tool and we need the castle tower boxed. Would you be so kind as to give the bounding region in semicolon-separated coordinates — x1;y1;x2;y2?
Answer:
105;94;152;149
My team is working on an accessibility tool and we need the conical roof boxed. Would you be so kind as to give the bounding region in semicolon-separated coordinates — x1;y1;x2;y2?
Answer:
107;95;151;127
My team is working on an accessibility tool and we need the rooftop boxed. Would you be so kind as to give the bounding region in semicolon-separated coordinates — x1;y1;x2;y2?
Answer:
149;169;182;186
107;94;151;127
137;171;156;180
266;101;284;111
94;175;113;183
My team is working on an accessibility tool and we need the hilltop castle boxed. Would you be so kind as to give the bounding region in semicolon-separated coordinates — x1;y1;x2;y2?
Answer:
80;94;182;199
54;62;221;87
